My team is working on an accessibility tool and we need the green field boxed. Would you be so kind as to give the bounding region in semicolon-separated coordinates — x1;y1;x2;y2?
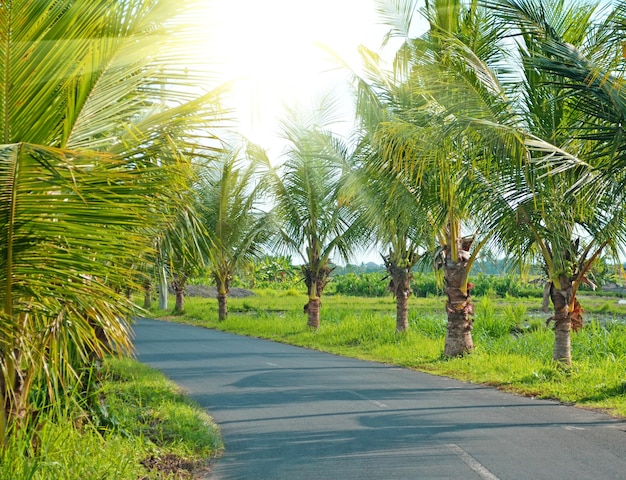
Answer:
152;289;626;418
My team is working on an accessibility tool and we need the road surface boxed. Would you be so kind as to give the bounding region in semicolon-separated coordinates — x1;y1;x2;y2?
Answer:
133;318;626;479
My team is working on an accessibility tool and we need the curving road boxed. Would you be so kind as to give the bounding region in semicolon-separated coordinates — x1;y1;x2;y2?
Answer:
133;318;626;480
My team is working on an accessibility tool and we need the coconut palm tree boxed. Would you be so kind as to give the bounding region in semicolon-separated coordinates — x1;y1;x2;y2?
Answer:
270;100;367;329
363;0;511;356
161;185;213;314
0;0;226;436
347;66;434;332
479;0;626;366
198;141;274;321
348;155;433;332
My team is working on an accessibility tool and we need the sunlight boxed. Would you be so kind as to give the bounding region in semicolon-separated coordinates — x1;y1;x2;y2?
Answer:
198;0;387;150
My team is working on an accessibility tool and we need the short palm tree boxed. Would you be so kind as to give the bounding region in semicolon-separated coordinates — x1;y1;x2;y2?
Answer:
0;0;226;435
270;101;367;329
348;156;432;332
198;141;274;321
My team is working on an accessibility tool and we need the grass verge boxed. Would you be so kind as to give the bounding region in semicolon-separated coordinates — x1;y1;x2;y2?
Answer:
150;291;626;418
1;357;222;480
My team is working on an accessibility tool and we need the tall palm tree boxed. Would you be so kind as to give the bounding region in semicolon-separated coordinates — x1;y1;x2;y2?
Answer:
198;141;273;321
270;100;367;329
365;0;510;356
0;0;225;436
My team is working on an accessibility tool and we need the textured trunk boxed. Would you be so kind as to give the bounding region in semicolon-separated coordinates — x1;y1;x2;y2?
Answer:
143;281;152;309
302;264;331;329
386;263;412;333
395;291;410;333
548;277;574;366
213;269;231;322
443;241;474;357
218;293;228;322
171;274;186;314
307;297;321;329
174;286;184;313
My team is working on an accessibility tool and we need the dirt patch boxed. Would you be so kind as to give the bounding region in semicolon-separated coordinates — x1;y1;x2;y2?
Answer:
140;453;215;479
182;285;255;299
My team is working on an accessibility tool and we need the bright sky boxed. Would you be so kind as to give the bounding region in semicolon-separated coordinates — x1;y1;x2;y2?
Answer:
198;1;419;265
200;0;392;156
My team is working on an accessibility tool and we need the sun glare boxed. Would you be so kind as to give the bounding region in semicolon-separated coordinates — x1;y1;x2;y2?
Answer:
199;0;387;149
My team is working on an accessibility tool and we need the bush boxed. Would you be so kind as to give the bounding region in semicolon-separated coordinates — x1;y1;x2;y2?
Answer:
333;272;389;297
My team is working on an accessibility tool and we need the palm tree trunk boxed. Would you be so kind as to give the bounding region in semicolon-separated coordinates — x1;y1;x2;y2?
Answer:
217;293;228;321
174;286;184;313
213;269;232;322
395;291;410;332
143;281;152;310
548;277;574;366
216;275;229;322
158;265;168;311
443;259;474;357
302;266;330;329
386;263;412;332
306;297;321;328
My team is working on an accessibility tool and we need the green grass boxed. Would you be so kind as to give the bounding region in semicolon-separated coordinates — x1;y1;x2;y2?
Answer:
150;291;626;418
2;358;222;480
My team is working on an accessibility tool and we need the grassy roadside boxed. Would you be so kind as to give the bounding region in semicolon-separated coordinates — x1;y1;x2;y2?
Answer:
151;289;626;418
2;357;223;480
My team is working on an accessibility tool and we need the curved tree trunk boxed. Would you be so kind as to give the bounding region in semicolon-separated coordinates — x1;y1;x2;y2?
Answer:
443;240;474;357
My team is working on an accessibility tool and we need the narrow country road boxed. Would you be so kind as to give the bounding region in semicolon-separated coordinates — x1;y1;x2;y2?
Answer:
133;318;626;480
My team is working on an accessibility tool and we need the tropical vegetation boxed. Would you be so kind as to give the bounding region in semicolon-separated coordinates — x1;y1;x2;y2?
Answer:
4;0;626;476
198;140;273;320
268;101;367;328
0;0;225;446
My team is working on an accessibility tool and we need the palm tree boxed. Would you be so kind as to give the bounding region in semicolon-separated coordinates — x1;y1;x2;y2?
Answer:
363;0;510;356
349;160;432;332
348;68;433;332
0;0;225;436
480;0;626;366
161;185;212;314
198;141;273;321
270;100;367;329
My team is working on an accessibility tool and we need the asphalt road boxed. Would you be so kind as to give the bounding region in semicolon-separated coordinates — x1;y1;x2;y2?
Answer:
133;318;626;480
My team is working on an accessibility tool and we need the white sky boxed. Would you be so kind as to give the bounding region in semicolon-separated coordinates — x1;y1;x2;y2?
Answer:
198;1;419;264
200;0;394;156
